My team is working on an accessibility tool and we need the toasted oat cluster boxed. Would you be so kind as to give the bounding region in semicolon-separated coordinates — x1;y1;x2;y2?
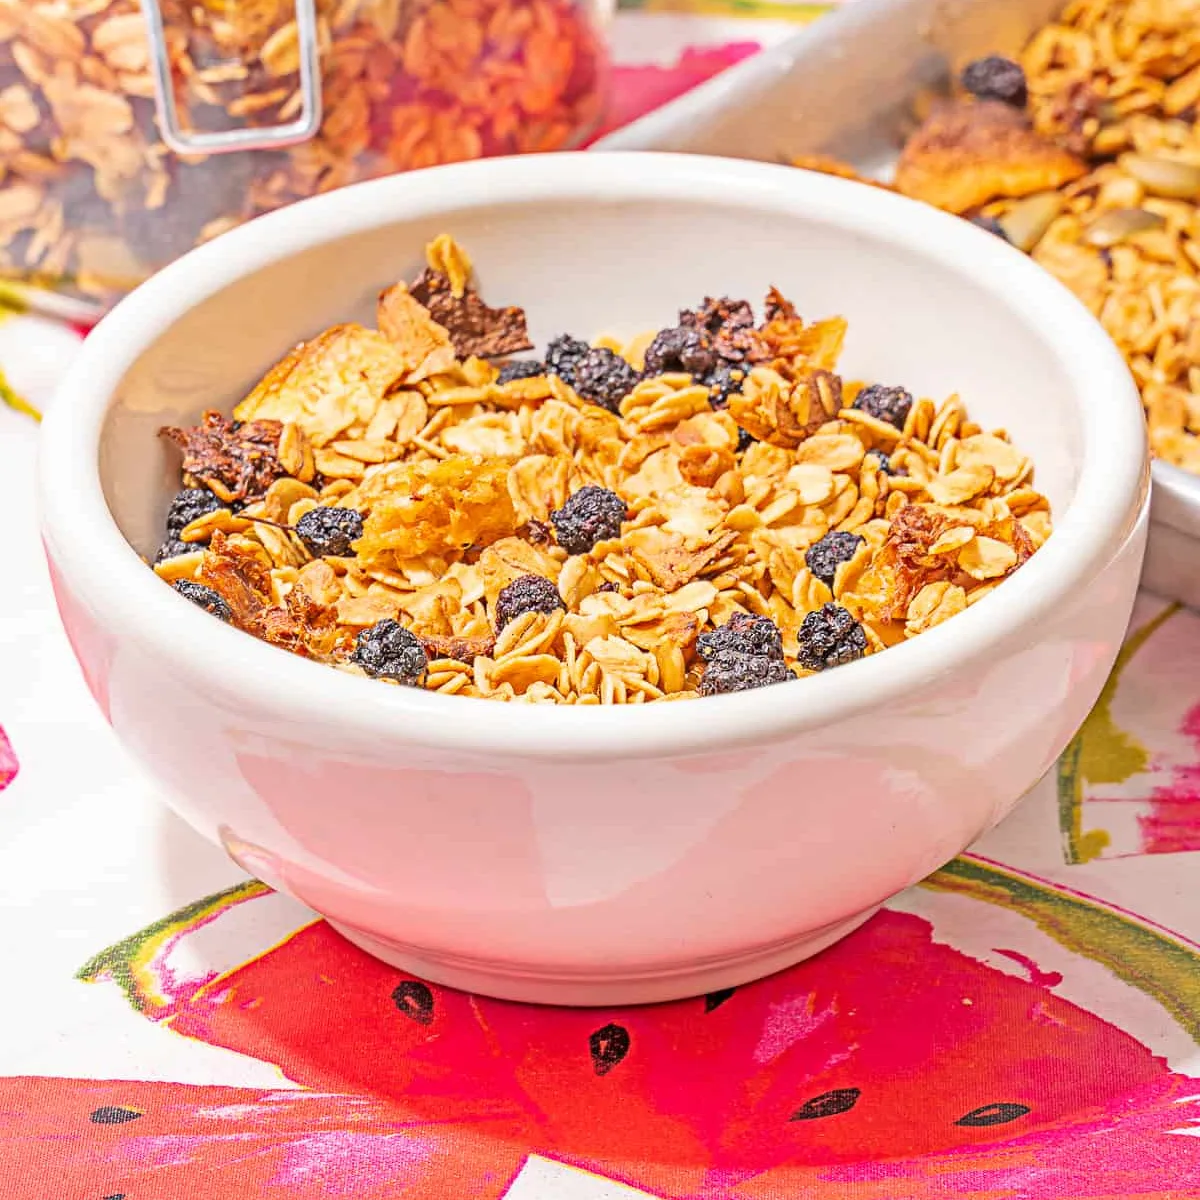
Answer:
152;235;1050;704
889;0;1200;472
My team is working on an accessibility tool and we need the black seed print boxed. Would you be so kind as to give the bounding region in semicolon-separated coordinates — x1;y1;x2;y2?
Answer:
955;1102;1031;1127
392;980;435;1026
704;988;736;1013
789;1087;861;1121
589;1022;631;1076
89;1106;141;1125
103;1195;127;1199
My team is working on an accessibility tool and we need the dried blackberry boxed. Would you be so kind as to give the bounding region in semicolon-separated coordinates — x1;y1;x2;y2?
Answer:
969;214;1010;242
853;383;914;430
550;485;627;555
497;359;546;384
961;56;1028;108
705;361;750;409
573;347;640;413
352;619;428;685
543;334;590;386
295;506;364;557
154;538;192;564
165;487;222;535
494;574;566;630
172;580;232;623
796;604;868;672
804;531;865;588
642;326;716;377
697;611;785;662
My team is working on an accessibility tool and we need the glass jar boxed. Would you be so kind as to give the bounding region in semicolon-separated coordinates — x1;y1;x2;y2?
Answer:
0;0;610;314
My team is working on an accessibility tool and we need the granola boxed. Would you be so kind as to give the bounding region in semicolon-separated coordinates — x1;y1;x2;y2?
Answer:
0;0;606;307
153;235;1051;703
890;0;1200;473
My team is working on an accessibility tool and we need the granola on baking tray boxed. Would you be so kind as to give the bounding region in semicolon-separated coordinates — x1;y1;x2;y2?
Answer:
152;235;1051;704
799;0;1200;474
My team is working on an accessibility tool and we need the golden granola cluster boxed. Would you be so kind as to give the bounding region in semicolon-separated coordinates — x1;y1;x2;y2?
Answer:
888;0;1200;472
153;235;1050;704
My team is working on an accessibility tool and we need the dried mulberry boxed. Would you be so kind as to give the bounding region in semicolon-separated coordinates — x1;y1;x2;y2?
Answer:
573;347;640;413
697;613;794;696
543;334;591;386
166;487;222;535
697;611;785;661
494;574;566;630
961;56;1028;108
805;531;864;588
352;620;428;685
550;486;627;555
699;652;795;696
155;538;192;564
172;579;233;623
497;359;546;384
295;506;364;558
853;383;913;430
796;604;868;671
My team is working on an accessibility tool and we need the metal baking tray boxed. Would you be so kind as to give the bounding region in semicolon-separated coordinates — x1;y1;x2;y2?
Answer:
593;0;1200;608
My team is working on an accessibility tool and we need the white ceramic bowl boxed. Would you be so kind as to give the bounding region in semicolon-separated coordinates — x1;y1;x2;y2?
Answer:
39;152;1148;1006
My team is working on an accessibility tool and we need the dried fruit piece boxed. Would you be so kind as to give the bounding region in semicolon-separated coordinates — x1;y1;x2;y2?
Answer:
172;580;232;623
697;614;793;696
852;384;913;430
697;612;785;661
494;574;566;630
352;620;428;685
805;531;865;588
551;486;627;555
572;348;640;413
232;325;410;446
376;286;457;380
699;652;795;696
166;488;223;534
497;360;546;384
409;267;532;359
160;412;286;505
894;100;1085;214
544;335;591;386
355;457;515;565
796;604;868;671
295;507;364;558
961;56;1028;108
643;326;717;377
155;538;193;565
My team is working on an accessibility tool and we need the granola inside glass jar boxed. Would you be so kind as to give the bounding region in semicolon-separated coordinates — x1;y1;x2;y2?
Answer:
0;0;610;309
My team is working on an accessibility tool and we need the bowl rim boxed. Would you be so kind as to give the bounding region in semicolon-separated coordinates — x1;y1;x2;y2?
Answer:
38;151;1147;762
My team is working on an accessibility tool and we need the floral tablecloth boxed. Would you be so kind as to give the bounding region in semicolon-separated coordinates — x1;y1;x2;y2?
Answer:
3;4;1200;1196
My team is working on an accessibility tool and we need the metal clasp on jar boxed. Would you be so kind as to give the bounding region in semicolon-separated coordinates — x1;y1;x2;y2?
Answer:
140;0;323;155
